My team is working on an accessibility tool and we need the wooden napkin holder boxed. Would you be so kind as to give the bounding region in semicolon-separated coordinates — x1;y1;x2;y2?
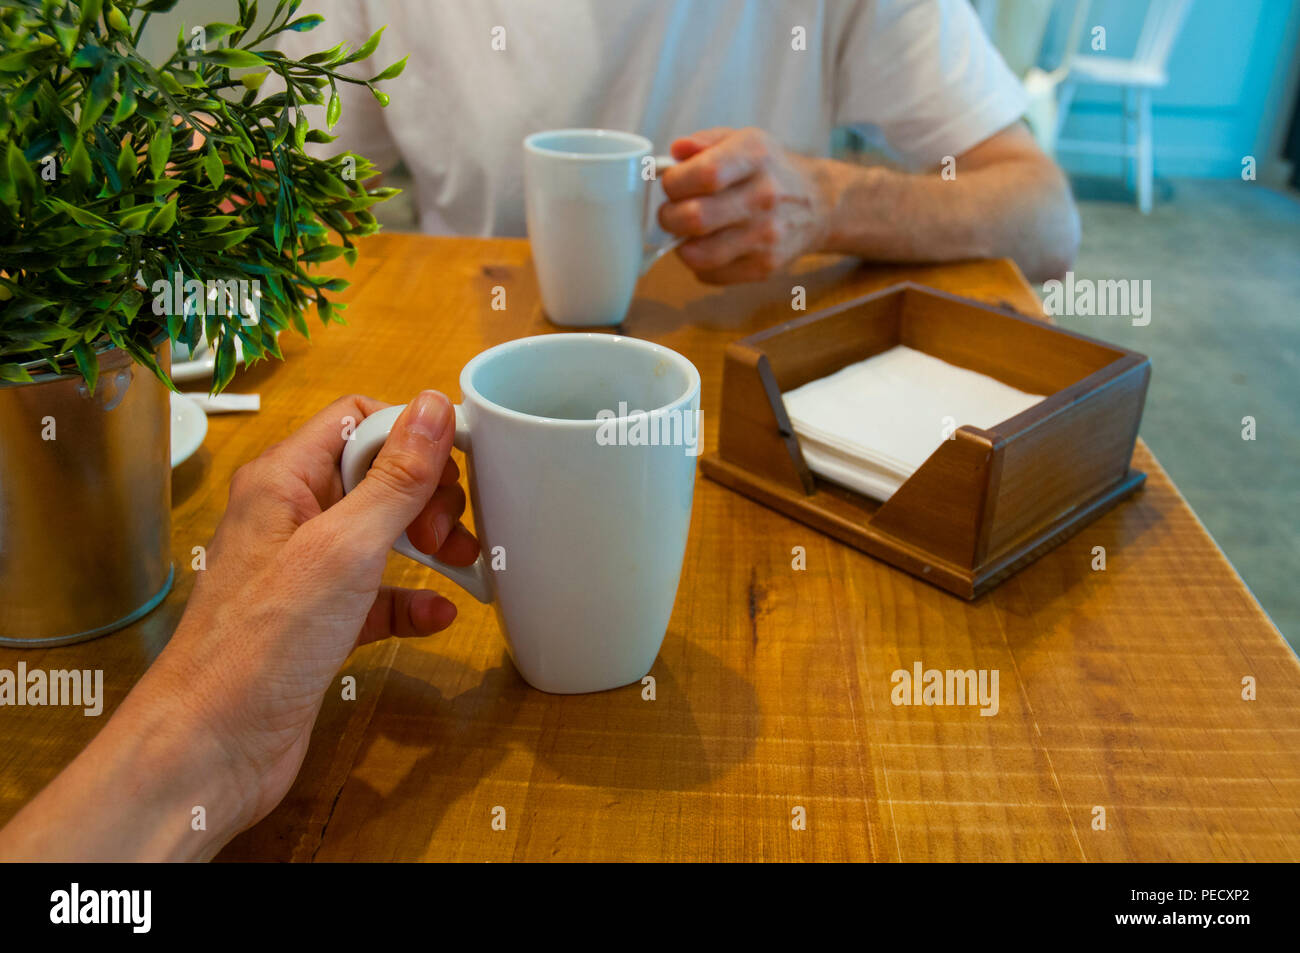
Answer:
700;283;1151;599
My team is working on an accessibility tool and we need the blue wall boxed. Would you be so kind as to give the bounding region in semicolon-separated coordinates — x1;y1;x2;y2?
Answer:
1050;0;1300;178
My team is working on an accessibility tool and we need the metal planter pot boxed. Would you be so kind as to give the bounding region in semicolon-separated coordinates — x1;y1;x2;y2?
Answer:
0;341;173;646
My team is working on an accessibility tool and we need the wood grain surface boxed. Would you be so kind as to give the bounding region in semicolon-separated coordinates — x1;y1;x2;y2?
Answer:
2;234;1297;861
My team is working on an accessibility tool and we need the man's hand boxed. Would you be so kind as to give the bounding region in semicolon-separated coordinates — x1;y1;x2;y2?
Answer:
659;127;835;284
0;391;478;861
657;122;1079;285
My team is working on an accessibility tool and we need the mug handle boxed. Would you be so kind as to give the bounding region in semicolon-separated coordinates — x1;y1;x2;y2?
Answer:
641;154;682;275
340;403;494;604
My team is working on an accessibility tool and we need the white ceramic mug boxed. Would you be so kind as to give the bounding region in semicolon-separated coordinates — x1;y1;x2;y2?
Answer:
340;333;702;694
524;129;681;327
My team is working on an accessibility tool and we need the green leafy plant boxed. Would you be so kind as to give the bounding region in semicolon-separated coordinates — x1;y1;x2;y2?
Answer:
0;0;406;391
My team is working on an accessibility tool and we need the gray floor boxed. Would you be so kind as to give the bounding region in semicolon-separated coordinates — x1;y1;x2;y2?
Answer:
1052;177;1300;651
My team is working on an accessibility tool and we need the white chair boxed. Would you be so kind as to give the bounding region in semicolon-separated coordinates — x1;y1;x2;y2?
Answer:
1018;0;1092;156
1053;0;1193;213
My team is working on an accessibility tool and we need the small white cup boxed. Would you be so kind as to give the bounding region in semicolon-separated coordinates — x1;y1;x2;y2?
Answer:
524;129;681;327
340;333;702;694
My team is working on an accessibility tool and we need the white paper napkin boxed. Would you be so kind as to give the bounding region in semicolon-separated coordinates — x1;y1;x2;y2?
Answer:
782;345;1044;501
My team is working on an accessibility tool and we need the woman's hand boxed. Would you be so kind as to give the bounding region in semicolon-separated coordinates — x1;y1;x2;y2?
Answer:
0;391;478;860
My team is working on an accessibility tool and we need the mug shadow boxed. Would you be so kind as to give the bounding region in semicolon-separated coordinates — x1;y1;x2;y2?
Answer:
345;630;757;847
622;255;864;338
217;651;524;862
527;634;759;791
222;625;760;860
317;660;528;857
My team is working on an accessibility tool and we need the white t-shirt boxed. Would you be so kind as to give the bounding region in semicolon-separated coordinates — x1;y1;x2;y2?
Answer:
280;0;1026;237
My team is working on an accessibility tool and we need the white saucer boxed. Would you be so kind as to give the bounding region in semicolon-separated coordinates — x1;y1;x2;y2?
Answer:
171;392;208;467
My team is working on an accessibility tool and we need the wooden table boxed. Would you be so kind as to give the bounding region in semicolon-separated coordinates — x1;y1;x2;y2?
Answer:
3;234;1298;861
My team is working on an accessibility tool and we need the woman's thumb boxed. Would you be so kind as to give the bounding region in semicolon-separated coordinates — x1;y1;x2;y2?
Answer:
327;391;455;548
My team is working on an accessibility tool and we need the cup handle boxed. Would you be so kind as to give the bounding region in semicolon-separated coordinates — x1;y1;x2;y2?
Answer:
641;154;683;275
340;403;494;604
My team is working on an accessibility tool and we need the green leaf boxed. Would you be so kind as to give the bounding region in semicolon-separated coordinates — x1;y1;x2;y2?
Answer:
54;23;79;56
370;88;390;107
326;91;341;130
117;204;153;230
301;40;345;65
165;306;184;342
194;215;238;233
72;341;99;394
79;64;118;131
80;0;103;31
170;69;205;89
116;140;137;182
0;364;36;384
371;56;408;82
147;196;178;234
272;109;289;149
66;139;93;193
259;328;283;360
349;26;386;63
302;41;345;65
299;244;345;263
4;299;60;322
201;48;266;69
46;196;111;227
201;23;243;45
226;145;249;174
194;226;257;250
111;87;138;124
285;14;324;32
0;49;48;73
158;71;184;96
272;195;285;249
313;170;351;200
148;126;173;179
134;95;167;121
147;178;181;198
212;332;237;393
202;149;223;189
6;141;37;198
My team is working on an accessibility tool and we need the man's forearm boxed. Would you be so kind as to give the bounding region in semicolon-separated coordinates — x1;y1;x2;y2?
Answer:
814;143;1081;283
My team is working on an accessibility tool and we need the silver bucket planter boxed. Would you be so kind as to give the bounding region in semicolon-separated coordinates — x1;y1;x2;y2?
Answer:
0;340;173;646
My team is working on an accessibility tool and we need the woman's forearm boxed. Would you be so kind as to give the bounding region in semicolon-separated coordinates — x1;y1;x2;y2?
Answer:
0;677;252;862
